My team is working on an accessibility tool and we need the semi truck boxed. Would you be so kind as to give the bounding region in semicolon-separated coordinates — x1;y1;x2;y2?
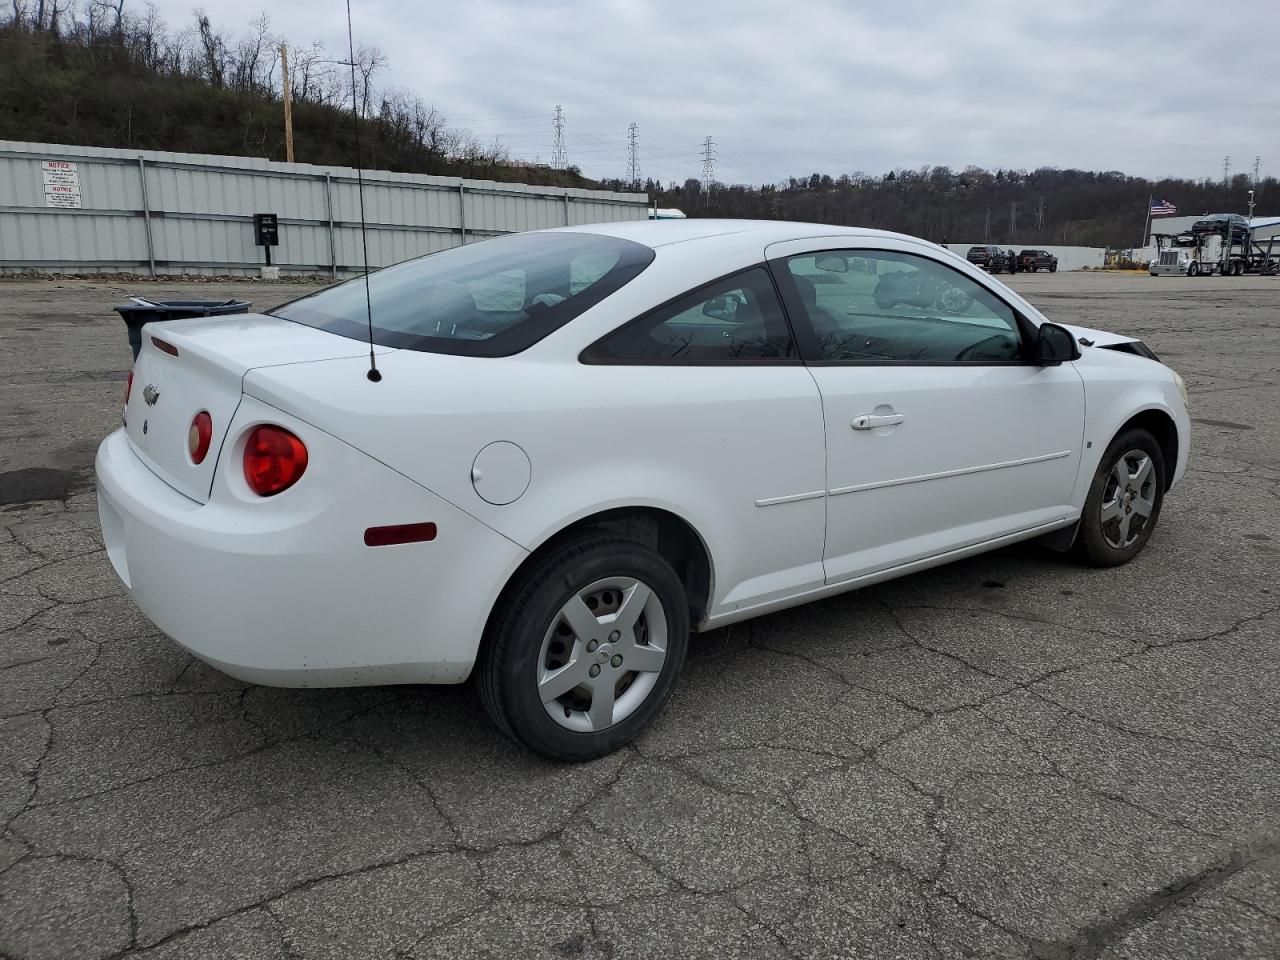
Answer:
1149;214;1280;276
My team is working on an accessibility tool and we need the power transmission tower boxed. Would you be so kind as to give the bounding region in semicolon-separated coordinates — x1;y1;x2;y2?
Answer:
551;105;566;170
701;136;715;201
1008;201;1017;242
1223;155;1231;186
1036;196;1045;231
626;123;640;187
1253;155;1262;186
984;207;991;242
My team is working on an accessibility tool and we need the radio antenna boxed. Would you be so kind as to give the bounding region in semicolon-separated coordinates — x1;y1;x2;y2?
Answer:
345;0;381;382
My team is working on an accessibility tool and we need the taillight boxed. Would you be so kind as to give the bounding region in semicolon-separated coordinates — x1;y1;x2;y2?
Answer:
243;425;308;496
188;411;213;464
124;371;133;406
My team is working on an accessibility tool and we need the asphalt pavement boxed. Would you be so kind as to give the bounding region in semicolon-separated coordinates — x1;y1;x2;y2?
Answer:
1;270;1278;959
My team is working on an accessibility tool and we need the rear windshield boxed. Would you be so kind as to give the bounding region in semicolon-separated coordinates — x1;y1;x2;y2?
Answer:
272;231;655;357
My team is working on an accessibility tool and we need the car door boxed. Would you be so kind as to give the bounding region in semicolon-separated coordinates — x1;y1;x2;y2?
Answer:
581;264;828;615
767;238;1085;585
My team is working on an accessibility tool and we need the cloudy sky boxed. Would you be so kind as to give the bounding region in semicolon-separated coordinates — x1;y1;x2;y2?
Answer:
151;0;1278;185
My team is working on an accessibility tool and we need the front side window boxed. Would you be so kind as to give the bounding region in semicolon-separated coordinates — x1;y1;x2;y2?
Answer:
272;232;654;357
584;267;797;363
783;250;1023;363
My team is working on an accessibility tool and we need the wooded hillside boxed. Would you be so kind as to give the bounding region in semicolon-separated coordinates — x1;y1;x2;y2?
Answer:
0;4;591;187
604;168;1274;250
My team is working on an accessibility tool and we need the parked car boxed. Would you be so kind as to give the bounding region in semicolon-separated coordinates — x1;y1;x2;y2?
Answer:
966;244;1011;273
96;220;1190;760
1018;249;1058;272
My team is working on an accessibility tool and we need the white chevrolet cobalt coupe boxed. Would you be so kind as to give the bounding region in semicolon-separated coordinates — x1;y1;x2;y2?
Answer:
97;220;1190;759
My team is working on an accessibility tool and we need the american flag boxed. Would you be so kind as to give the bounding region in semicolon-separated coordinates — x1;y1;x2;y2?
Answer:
1150;198;1178;216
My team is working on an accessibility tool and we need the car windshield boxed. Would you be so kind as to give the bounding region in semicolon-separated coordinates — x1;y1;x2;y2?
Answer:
272;231;655;357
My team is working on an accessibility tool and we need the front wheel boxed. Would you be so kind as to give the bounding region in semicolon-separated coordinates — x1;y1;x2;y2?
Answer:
1188;262;1200;277
1073;429;1166;566
1049;263;1057;273
477;535;689;760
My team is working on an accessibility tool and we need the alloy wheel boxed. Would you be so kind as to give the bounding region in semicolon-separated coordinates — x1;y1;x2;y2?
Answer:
1100;450;1157;549
536;577;668;732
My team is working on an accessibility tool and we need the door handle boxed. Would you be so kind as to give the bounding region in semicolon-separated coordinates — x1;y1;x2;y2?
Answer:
852;413;905;431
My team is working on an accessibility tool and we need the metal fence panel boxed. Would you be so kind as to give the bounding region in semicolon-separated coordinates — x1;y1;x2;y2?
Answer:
0;140;649;276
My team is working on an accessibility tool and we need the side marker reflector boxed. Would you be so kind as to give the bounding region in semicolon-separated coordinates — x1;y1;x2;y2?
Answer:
364;522;438;547
151;336;179;356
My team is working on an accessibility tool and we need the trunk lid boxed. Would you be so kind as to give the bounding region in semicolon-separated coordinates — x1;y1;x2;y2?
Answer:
123;313;378;503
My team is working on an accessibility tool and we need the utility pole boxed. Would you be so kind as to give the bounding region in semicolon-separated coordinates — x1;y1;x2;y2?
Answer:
280;43;295;163
552;105;566;170
701;136;715;202
626;122;640;187
1036;196;1045;232
984;207;991;242
1008;201;1017;242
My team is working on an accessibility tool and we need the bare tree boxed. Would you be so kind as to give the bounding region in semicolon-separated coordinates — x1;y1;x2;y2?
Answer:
195;11;225;88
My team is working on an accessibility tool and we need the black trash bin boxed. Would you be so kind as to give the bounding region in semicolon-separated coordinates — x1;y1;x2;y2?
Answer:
113;298;252;361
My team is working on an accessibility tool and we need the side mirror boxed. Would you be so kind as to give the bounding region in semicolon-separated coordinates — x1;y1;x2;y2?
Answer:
814;253;849;273
1036;322;1080;365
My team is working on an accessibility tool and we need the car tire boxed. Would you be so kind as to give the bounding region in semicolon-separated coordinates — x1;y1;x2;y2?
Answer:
1188;262;1200;277
476;534;689;761
1049;263;1057;273
1072;428;1166;567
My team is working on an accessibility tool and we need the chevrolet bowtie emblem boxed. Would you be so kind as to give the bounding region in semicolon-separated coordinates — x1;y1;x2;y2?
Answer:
142;383;160;406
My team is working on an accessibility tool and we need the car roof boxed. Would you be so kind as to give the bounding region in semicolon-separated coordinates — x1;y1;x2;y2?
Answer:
543;218;919;250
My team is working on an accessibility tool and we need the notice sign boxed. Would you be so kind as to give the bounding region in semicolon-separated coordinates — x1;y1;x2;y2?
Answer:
42;160;82;209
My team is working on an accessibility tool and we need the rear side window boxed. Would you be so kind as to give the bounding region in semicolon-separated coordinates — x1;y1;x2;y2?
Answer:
272;232;654;357
583;267;797;363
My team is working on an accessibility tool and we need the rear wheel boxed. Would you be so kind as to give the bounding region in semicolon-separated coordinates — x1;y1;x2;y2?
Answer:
477;535;689;760
1073;429;1165;566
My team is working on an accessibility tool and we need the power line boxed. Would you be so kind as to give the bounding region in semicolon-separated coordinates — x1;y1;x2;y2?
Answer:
449;112;547;122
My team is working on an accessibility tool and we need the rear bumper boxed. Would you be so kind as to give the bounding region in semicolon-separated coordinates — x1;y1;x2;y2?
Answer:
95;404;527;687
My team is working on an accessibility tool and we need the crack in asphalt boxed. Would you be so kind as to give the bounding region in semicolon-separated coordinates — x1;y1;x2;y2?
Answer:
4;278;1280;958
1026;833;1280;959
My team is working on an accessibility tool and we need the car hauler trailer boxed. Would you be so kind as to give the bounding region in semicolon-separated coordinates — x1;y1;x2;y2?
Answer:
1149;214;1280;276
